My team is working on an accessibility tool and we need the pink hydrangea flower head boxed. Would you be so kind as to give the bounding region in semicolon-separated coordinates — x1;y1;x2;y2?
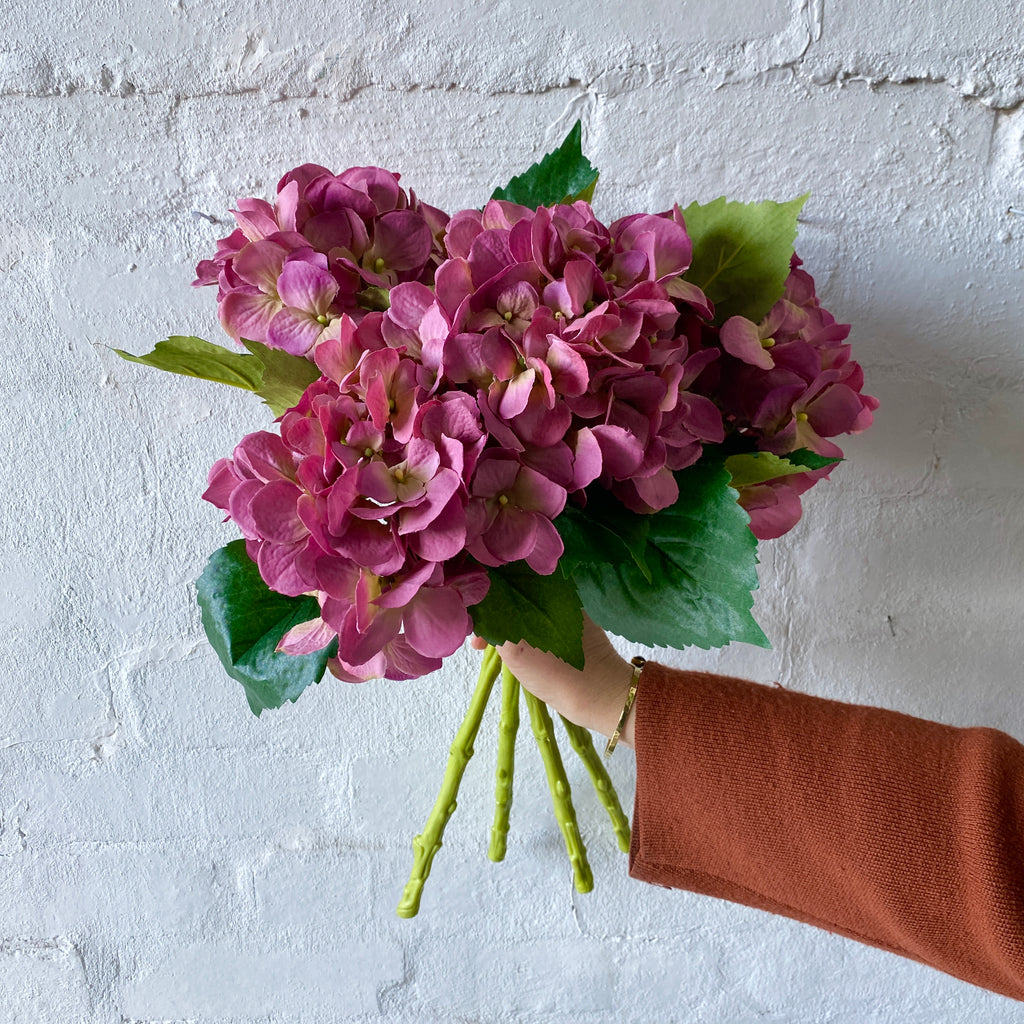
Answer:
202;177;879;686
278;554;490;682
701;254;877;465
610;210;692;284
195;165;451;358
735;464;835;540
466;450;566;574
265;251;346;356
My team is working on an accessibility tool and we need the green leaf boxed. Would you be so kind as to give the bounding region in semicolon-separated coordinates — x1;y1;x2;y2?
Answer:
114;336;322;417
725;450;818;488
196;540;335;715
681;194;808;324
554;495;652;582
783;448;843;472
241;340;322;417
571;462;770;650
469;562;585;669
114;335;264;391
355;285;391;312
491;120;600;207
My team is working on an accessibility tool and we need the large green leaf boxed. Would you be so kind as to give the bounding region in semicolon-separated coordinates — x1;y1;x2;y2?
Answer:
115;336;322;417
491;120;599;207
242;340;322;417
681;194;808;325
554;494;652;582
114;335;264;391
571;461;769;650
469;562;585;669
196;540;335;715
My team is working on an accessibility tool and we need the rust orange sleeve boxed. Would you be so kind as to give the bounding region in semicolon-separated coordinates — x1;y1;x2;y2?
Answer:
628;664;1024;1001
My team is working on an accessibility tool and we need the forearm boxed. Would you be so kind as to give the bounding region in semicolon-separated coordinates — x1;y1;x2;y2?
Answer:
628;664;1024;1001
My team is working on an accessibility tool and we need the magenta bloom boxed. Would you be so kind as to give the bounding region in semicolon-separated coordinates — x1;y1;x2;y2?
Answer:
695;255;878;522
195;165;448;359
316;558;487;671
265;253;344;356
466;451;567;575
278;558;488;682
735;466;833;541
609;209;692;285
201;177;875;682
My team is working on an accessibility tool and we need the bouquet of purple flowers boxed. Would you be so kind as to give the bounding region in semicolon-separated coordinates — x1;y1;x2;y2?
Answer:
119;124;876;915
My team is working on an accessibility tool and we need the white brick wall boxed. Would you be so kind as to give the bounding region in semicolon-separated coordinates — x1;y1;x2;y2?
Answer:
3;0;1024;1019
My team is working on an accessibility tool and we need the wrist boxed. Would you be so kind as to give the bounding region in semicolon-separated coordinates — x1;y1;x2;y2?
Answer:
603;656;643;754
566;654;640;749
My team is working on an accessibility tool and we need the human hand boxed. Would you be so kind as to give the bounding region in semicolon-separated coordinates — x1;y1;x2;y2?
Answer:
470;616;638;748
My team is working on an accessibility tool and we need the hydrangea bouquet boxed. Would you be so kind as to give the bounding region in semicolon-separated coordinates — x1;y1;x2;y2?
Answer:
118;124;876;916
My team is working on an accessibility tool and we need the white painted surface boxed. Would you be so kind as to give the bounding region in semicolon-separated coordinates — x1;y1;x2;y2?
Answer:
2;0;1024;1020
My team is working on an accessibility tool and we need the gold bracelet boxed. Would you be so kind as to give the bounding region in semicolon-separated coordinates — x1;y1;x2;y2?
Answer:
604;656;645;757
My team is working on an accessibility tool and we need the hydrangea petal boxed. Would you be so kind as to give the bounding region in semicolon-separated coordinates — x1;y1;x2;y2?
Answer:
368;211;433;272
277;616;337;656
256;538;315;596
234;239;290;292
591;424;644;478
235;431;297;482
404;588;469;658
249;480;307;544
233;198;279;241
498;369;536;420
407;497;467;562
721;316;775;370
343;605;404;667
523;515;564;576
328;651;387;683
807;382;868;437
227;479;262;537
388;282;436;329
512;464;567;519
630;466;679;513
375;560;437;609
277;259;338;313
479;509;538;565
376;638;443;680
302;209;366;255
267;307;325;356
203;459;242;511
219;289;281;344
571;427;603;489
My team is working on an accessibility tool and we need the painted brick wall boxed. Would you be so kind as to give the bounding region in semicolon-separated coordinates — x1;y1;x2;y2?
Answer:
3;0;1024;1020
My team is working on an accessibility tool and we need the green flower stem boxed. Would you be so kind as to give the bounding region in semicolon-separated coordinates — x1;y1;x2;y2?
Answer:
522;689;594;894
559;716;632;853
396;645;502;918
487;663;520;862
